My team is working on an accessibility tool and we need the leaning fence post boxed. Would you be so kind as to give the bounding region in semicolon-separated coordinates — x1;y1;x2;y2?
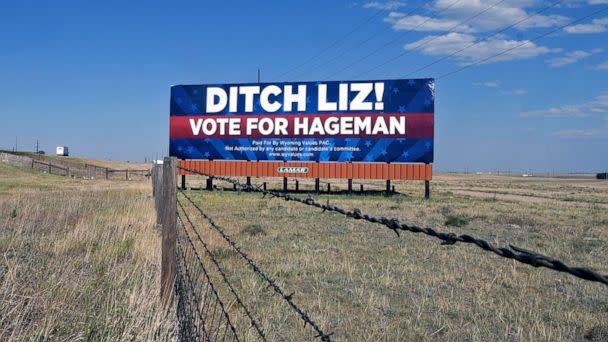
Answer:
160;157;177;306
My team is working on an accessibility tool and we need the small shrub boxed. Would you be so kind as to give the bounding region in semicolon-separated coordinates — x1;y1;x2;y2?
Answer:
444;215;470;227
584;325;608;341
211;248;237;261
241;224;266;236
10;207;17;219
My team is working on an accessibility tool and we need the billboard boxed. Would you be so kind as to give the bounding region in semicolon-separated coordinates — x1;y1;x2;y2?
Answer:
170;79;434;163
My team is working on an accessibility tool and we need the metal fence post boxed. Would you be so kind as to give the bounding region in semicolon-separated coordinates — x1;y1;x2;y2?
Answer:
160;157;177;306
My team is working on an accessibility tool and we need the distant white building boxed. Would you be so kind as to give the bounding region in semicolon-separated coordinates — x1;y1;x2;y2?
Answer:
56;146;69;156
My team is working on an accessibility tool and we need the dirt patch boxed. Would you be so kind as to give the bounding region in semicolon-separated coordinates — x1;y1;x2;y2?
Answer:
452;190;608;209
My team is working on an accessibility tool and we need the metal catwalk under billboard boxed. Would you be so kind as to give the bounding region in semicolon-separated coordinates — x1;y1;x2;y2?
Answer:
170;79;434;163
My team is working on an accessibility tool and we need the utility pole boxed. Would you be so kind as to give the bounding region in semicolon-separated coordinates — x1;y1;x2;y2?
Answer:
35;139;40;153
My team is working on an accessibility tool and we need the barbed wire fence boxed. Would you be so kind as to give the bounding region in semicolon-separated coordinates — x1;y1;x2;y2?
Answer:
153;157;607;341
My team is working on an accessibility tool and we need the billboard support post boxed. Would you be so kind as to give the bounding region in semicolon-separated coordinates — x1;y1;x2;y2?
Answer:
283;177;288;192
348;179;353;195
385;180;391;196
181;174;186;190
295;180;299;192
425;180;430;199
315;178;320;194
206;177;213;191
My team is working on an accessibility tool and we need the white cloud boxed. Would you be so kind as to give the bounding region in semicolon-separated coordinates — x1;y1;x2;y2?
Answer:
551;128;606;138
595;60;608;70
501;89;528;95
384;0;569;33
546;48;603;67
363;1;405;10
404;32;555;63
434;0;568;31
521;92;608;118
384;14;474;32
564;17;608;33
473;80;500;88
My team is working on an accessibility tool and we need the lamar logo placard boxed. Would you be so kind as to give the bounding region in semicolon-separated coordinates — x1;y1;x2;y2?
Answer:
277;166;309;174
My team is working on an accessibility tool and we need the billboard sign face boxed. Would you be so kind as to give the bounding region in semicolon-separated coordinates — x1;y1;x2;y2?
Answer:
170;79;434;163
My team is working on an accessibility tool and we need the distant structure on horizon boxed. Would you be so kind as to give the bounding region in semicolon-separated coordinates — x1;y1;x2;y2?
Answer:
56;146;69;156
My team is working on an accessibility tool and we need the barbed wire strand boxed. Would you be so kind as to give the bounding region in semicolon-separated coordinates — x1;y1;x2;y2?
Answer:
176;212;242;341
175;231;211;341
177;200;268;341
178;189;335;341
178;166;608;287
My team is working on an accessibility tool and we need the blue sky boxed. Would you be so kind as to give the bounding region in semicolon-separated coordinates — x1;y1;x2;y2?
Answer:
0;0;607;172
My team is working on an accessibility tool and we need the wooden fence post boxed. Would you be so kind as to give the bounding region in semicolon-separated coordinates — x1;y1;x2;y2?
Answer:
154;165;164;226
152;165;158;197
160;157;177;306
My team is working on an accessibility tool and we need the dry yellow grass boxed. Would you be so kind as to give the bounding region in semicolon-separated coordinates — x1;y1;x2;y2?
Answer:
2;161;607;341
0;162;175;340
177;174;608;341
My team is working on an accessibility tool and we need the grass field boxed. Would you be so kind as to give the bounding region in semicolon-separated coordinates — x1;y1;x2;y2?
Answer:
0;162;175;340
179;174;608;341
1;161;607;341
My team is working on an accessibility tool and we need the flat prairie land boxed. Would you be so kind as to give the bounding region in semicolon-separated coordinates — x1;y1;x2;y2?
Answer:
179;173;608;341
0;162;175;340
1;163;607;341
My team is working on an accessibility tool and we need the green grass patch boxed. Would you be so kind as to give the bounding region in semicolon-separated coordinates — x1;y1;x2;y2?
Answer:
210;247;237;261
444;215;471;227
241;223;266;236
